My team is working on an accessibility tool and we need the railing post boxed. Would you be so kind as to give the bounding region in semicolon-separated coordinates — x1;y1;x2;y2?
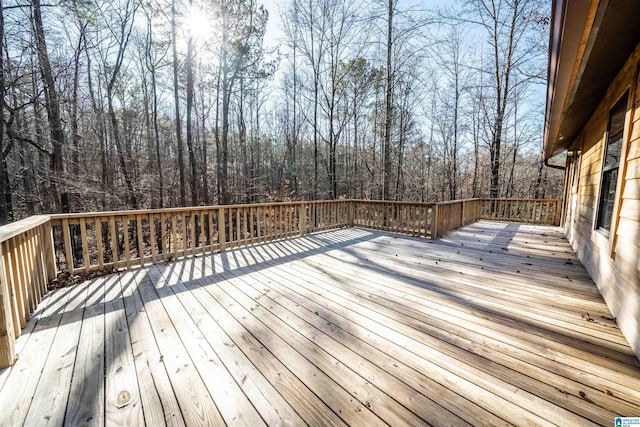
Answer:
299;204;307;237
348;201;355;227
62;219;74;273
431;204;439;240
0;242;16;368
460;201;466;226
218;208;226;251
43;220;56;282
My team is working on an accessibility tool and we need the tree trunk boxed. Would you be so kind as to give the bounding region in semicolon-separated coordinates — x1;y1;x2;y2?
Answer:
489;0;519;199
172;0;186;206
70;25;85;210
534;158;544;199
353;92;359;198
0;0;8;224
221;46;231;204
313;73;319;199
104;0;139;209
144;13;164;208
200;85;209;205
151;64;164;208
107;94;138;209
238;79;250;203
451;67;459;200
215;61;222;203
186;35;198;205
32;0;69;213
86;50;109;210
382;0;394;201
472;103;480;198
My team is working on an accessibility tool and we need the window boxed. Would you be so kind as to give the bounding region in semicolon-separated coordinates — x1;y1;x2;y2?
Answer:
596;93;627;232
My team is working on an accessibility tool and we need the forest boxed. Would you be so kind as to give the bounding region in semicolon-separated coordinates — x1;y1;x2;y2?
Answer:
0;0;564;224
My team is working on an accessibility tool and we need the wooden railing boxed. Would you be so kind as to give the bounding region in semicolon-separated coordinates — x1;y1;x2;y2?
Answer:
49;200;351;275
352;200;433;237
431;199;483;239
479;198;562;226
0;197;560;368
0;216;56;367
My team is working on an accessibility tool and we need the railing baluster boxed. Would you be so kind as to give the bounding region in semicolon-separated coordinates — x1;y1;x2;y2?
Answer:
249;207;255;243
178;212;185;256
272;206;276;237
170;214;176;259
110;216;119;270
21;231;36;313
35;226;48;298
0;242;16;367
218;208;226;251
16;235;32;318
208;210;215;252
190;211;197;255
27;229;43;306
245;207;250;245
79;217;90;272
123;216;132;270
160;213;167;260
7;239;24;330
149;214;157;264
95;218;104;269
256;207;262;242
199;210;206;254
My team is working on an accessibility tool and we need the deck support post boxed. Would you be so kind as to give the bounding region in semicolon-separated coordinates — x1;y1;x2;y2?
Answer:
0;243;16;368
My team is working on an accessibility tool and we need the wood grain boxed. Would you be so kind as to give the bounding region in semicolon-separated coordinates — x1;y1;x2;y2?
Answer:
1;219;639;425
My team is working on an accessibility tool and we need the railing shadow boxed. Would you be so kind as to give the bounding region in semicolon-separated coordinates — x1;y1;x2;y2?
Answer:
3;220;638;424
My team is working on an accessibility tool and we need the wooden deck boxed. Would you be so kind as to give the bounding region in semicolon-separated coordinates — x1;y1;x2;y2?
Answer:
0;220;639;426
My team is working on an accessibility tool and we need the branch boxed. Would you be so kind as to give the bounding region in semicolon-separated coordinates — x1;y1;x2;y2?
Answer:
4;107;53;156
2;140;14;160
6;130;53;156
3;3;56;10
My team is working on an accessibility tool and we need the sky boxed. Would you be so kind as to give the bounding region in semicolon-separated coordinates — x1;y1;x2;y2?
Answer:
257;0;460;50
259;0;285;48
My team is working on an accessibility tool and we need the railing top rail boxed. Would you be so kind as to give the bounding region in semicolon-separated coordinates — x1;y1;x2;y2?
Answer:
433;198;480;206
0;215;51;244
478;198;560;202
48;199;354;221
348;200;436;206
4;198;562;227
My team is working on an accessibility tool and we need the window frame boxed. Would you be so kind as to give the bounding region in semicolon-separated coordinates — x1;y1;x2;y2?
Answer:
594;90;631;246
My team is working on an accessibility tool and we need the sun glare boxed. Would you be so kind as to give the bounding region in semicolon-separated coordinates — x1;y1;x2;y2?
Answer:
185;6;212;41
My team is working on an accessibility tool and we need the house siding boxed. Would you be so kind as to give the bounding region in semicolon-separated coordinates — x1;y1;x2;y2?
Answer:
564;42;640;359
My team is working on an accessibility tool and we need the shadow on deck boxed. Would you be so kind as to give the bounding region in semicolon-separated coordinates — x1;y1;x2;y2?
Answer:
1;220;639;426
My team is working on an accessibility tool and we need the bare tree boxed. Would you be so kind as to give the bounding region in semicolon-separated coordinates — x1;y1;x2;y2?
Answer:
464;0;545;198
143;5;168;208
101;0;141;208
382;0;394;201
171;0;186;205
0;0;8;224
31;0;69;212
185;0;198;206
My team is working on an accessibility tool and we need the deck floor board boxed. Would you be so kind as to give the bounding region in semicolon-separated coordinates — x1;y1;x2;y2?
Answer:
1;220;639;426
